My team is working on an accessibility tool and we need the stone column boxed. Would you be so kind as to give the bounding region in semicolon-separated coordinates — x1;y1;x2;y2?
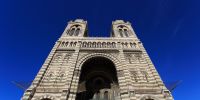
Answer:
116;42;135;100
63;41;81;100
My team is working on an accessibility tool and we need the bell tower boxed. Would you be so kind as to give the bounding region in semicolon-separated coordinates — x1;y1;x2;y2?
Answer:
111;20;137;38
22;19;174;100
62;19;88;37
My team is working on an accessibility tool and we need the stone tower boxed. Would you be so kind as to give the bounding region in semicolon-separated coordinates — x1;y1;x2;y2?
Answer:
22;19;174;100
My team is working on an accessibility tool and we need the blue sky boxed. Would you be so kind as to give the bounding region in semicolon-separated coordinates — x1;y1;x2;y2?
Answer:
0;0;200;99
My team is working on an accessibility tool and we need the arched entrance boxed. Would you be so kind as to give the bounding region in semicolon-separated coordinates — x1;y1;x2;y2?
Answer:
76;57;120;100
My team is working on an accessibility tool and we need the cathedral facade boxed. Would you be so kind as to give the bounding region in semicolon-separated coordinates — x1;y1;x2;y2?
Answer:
22;19;174;100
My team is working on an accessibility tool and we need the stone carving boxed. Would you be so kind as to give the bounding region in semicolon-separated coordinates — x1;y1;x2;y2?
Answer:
130;71;138;82
40;71;55;87
141;71;149;82
52;53;64;63
50;53;72;65
47;72;54;81
61;53;71;65
125;53;140;64
54;72;65;84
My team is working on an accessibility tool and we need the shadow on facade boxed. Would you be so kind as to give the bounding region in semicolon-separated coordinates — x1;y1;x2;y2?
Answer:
76;57;120;100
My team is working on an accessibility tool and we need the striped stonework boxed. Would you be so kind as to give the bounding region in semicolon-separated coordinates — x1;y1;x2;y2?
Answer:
22;19;174;100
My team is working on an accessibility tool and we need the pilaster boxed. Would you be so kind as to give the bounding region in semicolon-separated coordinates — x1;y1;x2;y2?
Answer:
21;41;61;100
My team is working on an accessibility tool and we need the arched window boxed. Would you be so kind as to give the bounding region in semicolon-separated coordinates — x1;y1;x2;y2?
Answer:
118;29;123;37
112;42;116;48
102;42;106;48
69;28;75;36
117;25;130;37
73;42;77;47
65;42;69;47
67;25;82;36
107;42;111;48
83;42;88;47
88;42;92;48
75;28;80;36
97;42;101;48
124;29;128;37
93;42;96;48
70;42;73;47
61;42;65;47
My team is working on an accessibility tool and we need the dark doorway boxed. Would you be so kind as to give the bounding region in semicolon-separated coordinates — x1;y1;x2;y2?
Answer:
76;57;119;100
41;99;51;100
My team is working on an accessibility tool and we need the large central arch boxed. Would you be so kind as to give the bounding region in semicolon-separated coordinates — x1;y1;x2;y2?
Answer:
75;53;121;100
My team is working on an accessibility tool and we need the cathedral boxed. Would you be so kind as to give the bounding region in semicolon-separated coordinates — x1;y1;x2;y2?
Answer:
22;19;174;100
